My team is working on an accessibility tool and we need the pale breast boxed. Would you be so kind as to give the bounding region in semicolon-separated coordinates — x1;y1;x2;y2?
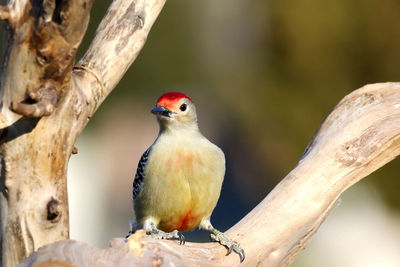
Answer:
135;135;225;232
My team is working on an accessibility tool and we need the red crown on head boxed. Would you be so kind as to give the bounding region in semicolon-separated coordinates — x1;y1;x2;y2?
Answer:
156;92;193;109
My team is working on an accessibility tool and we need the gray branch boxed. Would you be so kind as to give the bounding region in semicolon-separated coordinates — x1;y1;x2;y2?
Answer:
17;83;400;266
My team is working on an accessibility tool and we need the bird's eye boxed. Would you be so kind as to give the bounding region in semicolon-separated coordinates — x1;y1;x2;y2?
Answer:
179;104;187;112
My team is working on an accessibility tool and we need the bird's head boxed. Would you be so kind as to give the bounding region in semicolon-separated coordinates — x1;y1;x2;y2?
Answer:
151;92;197;130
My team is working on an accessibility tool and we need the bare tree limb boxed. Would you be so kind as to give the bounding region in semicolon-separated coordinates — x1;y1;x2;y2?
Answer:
0;0;166;266
17;82;400;266
0;0;96;265
73;0;166;116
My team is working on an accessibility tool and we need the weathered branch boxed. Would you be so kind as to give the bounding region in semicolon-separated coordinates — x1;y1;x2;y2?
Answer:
73;0;166;116
0;0;95;264
1;0;94;119
0;0;166;266
17;83;400;266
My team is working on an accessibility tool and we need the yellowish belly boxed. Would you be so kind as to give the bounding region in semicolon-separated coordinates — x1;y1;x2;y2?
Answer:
134;148;224;232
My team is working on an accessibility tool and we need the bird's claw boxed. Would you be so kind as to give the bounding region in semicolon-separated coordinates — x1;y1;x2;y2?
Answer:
237;247;246;263
210;232;245;263
125;230;134;239
126;220;138;238
225;245;233;256
177;231;185;245
149;229;185;245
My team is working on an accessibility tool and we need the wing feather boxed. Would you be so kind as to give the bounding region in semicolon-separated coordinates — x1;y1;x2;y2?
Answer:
132;148;151;200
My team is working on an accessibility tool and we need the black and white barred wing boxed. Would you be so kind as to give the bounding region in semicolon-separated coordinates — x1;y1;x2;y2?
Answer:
132;148;151;200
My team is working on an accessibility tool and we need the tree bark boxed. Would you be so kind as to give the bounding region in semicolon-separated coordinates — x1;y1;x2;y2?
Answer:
16;83;400;266
0;0;166;266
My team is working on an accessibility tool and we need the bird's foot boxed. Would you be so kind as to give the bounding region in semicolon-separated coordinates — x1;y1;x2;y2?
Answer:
142;219;185;244
149;229;185;245
126;230;134;238
210;231;245;263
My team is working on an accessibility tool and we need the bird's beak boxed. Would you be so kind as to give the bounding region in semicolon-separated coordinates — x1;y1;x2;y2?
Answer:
151;106;173;117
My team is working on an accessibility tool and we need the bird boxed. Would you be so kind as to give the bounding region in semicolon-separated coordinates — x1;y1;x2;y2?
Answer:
128;92;245;262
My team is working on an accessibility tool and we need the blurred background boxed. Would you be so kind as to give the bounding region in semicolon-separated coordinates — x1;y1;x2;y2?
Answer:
64;0;400;266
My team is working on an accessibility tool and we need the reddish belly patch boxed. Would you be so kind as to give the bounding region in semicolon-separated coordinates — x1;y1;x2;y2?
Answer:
160;210;200;233
177;210;198;232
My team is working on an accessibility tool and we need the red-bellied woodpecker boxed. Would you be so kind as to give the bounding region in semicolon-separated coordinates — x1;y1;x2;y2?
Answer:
128;92;245;262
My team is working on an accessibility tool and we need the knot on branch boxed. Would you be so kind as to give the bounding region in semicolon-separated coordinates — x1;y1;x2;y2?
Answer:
11;82;58;117
46;197;62;223
71;146;78;155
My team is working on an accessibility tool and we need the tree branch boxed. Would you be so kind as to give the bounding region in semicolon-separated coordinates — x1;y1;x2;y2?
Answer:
1;0;94;121
0;1;167;266
73;0;166;116
17;82;400;266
